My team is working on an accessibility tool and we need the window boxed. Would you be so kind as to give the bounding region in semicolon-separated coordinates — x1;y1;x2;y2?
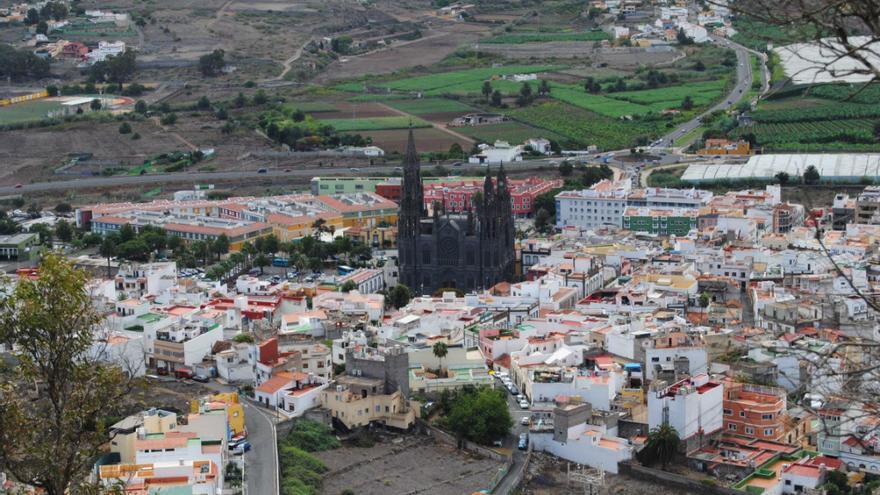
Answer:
740;411;746;417
761;413;773;420
723;409;732;416
764;428;774;436
728;424;737;431
745;427;754;435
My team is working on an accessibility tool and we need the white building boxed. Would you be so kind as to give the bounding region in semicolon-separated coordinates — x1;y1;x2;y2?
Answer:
215;342;254;383
145;320;224;370
647;374;724;440
468;141;523;165
338;268;384;294
86;40;126;64
114;261;177;298
555;179;631;229
529;403;633;474
332;329;369;365
645;345;709;381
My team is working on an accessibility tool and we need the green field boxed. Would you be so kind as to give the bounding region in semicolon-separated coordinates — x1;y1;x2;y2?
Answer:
508;101;665;150
455;121;564;144
548;84;652;117
376;65;563;93
318;116;432;132
292;102;339;113
386;98;474;115
483;31;610;44
347;94;413;102
0;100;64;125
543;79;726;117
733;86;880;151
608;80;727;106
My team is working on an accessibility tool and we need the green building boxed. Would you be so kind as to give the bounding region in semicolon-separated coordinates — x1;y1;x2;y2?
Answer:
310;177;391;195
623;207;698;236
310;176;487;196
0;233;39;260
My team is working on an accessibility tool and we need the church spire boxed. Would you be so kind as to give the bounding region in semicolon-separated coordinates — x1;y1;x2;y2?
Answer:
404;127;419;169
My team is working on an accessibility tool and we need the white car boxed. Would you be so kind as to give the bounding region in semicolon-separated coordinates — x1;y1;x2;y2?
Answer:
520;416;530;426
519;400;529;409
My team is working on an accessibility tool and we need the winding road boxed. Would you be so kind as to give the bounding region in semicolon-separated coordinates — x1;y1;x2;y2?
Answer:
651;35;761;150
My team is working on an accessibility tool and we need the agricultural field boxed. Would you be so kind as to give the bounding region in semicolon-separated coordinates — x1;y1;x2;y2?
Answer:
546;79;726;117
344;127;470;153
482;31;610;44
317;116;431;132
547;85;651;118
609;80;726;105
367;65;563;94
454;121;563;145
734;86;880;151
508;101;666;150
386;98;474;116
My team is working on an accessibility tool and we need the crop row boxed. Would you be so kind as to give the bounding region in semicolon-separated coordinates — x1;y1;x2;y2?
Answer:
508;101;664;150
608;80;726;105
319;116;432;132
483;31;610;44
750;102;880;123
379;65;563;93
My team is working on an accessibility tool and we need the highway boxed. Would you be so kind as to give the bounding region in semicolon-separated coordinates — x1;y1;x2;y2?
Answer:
0;159;571;195
652;36;758;150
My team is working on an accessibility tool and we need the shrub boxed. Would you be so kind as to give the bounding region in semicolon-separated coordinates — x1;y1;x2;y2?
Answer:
118;122;132;134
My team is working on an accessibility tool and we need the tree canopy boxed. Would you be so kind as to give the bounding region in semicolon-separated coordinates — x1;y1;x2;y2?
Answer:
439;386;512;446
0;254;140;495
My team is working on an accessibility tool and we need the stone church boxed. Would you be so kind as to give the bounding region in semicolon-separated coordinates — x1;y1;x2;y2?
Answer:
397;130;515;294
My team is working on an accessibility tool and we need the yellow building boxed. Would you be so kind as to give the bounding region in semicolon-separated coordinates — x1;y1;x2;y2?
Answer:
344;225;397;248
192;392;246;437
321;377;419;430
109;408;178;464
698;139;751;156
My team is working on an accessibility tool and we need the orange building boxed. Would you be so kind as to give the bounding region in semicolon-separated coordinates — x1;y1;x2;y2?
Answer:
698;139;751;156
723;381;788;441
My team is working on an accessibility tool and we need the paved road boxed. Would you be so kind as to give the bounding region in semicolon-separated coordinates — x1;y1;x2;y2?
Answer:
651;36;756;150
0;159;573;195
492;379;531;494
203;381;278;495
241;400;279;495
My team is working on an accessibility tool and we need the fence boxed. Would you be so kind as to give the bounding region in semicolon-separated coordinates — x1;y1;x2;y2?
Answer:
0;90;48;107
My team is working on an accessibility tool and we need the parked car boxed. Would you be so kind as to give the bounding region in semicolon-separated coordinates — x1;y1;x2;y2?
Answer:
257;168;268;174
521;416;530;426
232;441;252;455
516;394;525;402
508;385;519;396
192;374;210;383
518;433;528;450
519;400;529;409
492;439;504;448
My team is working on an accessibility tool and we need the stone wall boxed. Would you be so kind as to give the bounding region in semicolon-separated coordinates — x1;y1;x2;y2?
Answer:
618;462;742;495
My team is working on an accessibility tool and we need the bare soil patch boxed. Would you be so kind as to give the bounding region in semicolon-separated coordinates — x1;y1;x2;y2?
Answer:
348;127;469;153
316;434;505;495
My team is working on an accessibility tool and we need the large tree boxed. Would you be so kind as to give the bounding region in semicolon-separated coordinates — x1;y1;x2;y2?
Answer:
443;386;512;446
0;254;140;495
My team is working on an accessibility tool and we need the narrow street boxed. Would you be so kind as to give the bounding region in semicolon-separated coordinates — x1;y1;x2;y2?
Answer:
492;380;532;494
203;382;279;495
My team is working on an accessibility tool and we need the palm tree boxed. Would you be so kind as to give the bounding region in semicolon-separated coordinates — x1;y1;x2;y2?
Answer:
253;253;269;274
698;292;710;323
99;237;116;278
433;341;448;378
641;424;680;469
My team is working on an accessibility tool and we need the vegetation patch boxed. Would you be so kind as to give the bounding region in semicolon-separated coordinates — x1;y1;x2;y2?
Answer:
278;420;340;495
455;121;563;144
319;116;432;132
508;101;666;150
483;31;610;44
386;98;474;115
376;65;563;93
